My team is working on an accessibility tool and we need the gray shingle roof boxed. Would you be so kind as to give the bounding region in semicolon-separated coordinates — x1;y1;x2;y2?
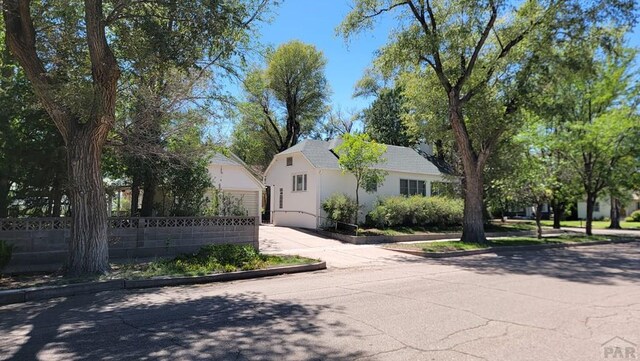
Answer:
210;152;242;166
277;139;445;175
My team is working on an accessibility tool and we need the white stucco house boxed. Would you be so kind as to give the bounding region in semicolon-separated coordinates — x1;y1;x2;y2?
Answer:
577;194;640;220
264;139;451;229
207;152;264;219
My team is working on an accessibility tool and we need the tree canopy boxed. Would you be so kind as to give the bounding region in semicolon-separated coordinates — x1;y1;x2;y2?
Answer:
232;40;330;170
362;87;414;146
2;0;272;275
334;133;388;223
339;0;638;243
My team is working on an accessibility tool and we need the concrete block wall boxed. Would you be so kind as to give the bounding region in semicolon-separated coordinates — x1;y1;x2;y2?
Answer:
0;216;259;273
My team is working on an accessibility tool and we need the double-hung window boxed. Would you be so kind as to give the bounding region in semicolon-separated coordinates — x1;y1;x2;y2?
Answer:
292;174;307;192
400;179;426;196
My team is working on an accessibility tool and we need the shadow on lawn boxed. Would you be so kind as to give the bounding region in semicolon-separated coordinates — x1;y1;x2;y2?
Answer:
1;289;364;360
438;242;640;285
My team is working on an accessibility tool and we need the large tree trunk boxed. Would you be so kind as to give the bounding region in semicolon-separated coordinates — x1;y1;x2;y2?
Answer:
66;127;109;274
585;192;595;236
449;97;487;244
52;192;62;217
50;175;63;217
0;174;10;218
130;175;140;216
4;0;119;276
551;199;564;229
461;169;486;243
608;197;621;229
141;175;156;217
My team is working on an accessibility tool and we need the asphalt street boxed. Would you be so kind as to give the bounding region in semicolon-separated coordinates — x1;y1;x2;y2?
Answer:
1;227;639;360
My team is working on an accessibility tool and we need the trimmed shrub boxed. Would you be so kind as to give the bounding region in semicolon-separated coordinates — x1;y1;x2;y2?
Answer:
368;196;411;227
367;196;463;228
626;210;640;222
0;240;13;272
321;193;358;224
196;244;259;266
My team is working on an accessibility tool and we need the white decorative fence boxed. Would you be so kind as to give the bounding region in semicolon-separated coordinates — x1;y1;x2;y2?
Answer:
0;216;259;273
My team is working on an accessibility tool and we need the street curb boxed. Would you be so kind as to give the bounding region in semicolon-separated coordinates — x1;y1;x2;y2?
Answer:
123;262;327;289
384;239;640;259
0;261;326;306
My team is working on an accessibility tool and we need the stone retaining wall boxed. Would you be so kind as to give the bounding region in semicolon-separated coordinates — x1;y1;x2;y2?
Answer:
0;216;259;273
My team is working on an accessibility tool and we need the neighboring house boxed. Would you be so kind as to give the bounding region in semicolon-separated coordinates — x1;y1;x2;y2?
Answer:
577;194;640;220
107;152;264;218
504;204;550;220
206;152;264;219
264;139;450;229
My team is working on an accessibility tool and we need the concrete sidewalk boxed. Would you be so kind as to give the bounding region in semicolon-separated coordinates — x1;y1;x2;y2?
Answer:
561;226;640;237
259;225;423;269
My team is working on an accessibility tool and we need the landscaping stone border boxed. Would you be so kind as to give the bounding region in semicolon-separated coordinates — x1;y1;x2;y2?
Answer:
318;228;570;245
384;239;639;258
0;261;326;306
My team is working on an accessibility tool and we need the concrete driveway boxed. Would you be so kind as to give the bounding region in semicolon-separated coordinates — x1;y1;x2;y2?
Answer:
259;225;421;268
1;243;639;360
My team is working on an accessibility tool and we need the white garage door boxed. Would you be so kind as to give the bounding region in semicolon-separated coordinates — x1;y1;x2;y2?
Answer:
226;191;259;217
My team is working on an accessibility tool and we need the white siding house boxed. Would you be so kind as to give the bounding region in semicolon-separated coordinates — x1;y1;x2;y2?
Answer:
207;153;264;219
264;139;450;229
577;194;640;220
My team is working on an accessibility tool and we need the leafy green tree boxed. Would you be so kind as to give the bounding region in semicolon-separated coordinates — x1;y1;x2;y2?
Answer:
339;0;637;243
233;40;330;169
2;0;271;275
526;31;639;235
334;133;388;223
162;117;215;216
0;21;66;218
362;87;413;146
489;130;555;238
231;115;278;172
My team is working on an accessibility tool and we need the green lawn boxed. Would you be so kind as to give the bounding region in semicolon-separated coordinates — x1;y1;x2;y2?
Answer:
386;234;612;253
0;244;317;290
350;221;537;237
538;220;640;230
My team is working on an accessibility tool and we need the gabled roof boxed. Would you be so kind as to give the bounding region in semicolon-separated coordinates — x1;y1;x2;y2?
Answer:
209;151;264;187
276;139;446;176
210;152;244;167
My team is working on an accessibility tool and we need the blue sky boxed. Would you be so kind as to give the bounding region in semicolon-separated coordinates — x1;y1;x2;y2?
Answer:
232;0;640;119
252;0;395;113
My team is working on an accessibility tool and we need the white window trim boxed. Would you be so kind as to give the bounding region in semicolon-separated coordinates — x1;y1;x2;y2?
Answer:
292;173;308;192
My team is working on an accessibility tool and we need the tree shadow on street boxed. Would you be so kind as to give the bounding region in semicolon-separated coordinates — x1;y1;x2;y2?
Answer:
437;243;640;285
1;288;365;360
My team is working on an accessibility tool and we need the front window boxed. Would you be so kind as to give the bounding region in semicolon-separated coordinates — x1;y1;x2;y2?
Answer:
400;179;426;196
292;174;307;192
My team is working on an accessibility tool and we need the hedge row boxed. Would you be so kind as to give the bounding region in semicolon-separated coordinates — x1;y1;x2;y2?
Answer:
367;196;463;228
